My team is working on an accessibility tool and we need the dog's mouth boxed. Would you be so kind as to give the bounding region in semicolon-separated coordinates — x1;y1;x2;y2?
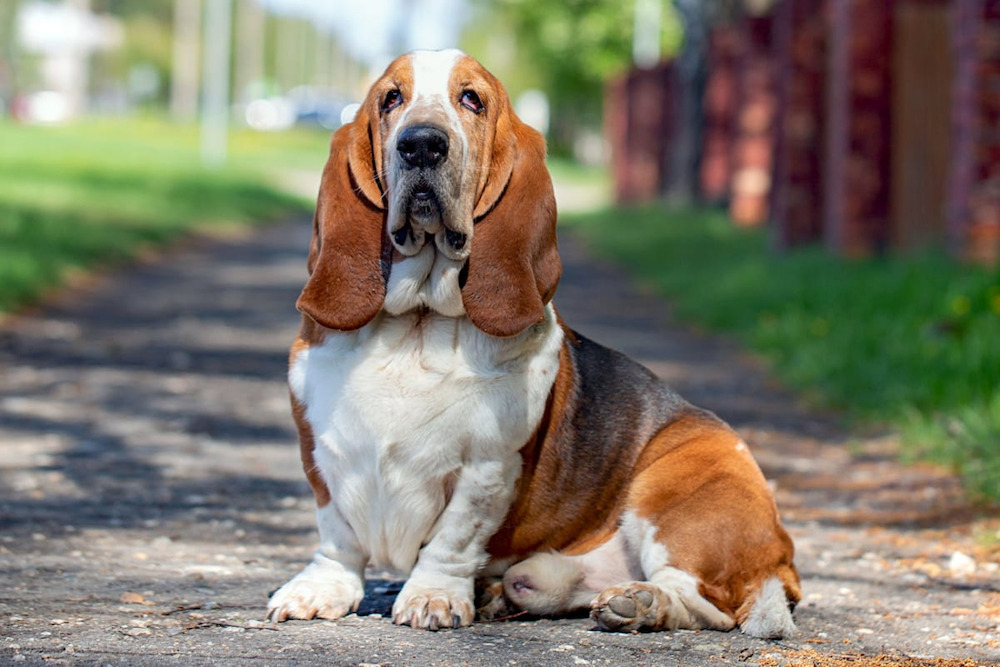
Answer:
390;181;468;258
408;187;442;227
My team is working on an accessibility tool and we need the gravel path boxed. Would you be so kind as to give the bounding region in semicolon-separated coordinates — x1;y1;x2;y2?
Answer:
1;220;997;666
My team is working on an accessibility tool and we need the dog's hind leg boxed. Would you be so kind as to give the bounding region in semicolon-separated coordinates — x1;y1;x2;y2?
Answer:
590;417;799;636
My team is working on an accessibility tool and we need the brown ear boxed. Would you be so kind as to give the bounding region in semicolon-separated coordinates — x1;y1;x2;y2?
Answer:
462;114;561;338
295;123;390;331
346;98;386;208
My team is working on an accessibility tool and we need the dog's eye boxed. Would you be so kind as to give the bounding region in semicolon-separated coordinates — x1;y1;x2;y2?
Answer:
460;90;484;114
382;89;403;112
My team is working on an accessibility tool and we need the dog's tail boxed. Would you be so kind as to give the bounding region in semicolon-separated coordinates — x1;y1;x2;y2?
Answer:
736;567;800;639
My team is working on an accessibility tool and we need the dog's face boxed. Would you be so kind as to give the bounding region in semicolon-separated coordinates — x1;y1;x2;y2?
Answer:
297;50;562;338
355;49;513;261
372;50;497;260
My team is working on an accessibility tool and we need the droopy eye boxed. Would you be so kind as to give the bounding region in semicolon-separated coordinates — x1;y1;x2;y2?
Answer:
382;89;402;112
460;90;484;114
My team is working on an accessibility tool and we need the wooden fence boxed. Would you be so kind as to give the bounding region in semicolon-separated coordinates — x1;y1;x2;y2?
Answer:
606;0;1000;263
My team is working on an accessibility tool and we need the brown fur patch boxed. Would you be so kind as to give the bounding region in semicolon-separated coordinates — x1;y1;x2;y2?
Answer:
627;412;800;619
289;336;331;508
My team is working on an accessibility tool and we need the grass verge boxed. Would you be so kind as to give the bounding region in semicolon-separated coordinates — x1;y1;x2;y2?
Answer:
564;204;1000;502
0;118;327;314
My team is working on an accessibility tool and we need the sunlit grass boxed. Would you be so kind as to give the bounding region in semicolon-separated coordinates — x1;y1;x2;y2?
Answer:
0;118;329;313
564;204;1000;501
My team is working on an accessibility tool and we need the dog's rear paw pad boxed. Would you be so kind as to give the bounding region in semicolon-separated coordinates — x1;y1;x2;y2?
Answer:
591;585;658;632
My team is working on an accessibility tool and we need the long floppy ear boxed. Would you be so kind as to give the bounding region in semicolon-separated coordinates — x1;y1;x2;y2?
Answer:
462;109;561;338
295;121;391;331
346;98;386;208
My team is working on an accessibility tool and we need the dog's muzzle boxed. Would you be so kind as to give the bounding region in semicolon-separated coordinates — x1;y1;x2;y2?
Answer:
389;124;469;260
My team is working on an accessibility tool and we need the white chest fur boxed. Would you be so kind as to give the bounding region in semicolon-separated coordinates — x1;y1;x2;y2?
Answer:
288;246;562;573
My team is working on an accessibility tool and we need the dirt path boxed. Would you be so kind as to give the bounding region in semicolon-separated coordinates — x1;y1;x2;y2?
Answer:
1;220;997;666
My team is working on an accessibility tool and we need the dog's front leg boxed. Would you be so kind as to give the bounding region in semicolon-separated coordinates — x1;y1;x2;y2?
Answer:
267;503;368;622
393;457;518;630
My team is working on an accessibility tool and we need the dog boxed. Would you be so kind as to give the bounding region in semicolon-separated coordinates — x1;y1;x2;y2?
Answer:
267;49;800;638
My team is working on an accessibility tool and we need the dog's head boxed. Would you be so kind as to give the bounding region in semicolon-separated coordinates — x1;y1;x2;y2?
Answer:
296;49;561;338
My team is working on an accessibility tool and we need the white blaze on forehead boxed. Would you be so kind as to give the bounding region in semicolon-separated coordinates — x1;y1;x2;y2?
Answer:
408;49;464;104
396;49;466;143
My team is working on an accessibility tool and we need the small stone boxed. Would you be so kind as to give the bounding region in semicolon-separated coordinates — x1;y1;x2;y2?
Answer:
12;655;25;662
203;601;220;610
949;551;976;576
50;619;67;625
119;592;145;604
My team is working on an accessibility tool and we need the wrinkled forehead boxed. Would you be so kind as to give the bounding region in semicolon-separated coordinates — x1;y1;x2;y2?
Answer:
378;49;489;109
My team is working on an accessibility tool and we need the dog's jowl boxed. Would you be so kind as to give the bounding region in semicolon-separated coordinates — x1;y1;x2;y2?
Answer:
267;49;800;638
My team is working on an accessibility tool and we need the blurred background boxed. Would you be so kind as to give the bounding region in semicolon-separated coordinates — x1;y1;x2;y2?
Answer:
0;0;998;500
3;0;999;260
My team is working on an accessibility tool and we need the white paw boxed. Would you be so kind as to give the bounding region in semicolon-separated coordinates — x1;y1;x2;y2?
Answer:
267;561;364;622
392;577;474;631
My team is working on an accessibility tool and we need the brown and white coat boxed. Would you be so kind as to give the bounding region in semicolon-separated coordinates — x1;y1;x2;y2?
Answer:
267;49;800;638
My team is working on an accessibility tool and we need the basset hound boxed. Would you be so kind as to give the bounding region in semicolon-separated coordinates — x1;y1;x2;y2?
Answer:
267;49;801;638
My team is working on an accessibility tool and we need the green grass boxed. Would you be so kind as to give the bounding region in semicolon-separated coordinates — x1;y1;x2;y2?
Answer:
564;204;1000;501
0;118;327;313
546;156;610;189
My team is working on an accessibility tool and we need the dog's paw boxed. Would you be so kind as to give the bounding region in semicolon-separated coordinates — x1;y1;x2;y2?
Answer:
590;582;662;632
267;562;364;622
392;577;474;631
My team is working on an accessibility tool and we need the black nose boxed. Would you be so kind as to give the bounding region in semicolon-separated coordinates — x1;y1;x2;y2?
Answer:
397;125;449;169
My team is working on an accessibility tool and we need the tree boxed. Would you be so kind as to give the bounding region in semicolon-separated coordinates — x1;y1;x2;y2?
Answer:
487;0;681;155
